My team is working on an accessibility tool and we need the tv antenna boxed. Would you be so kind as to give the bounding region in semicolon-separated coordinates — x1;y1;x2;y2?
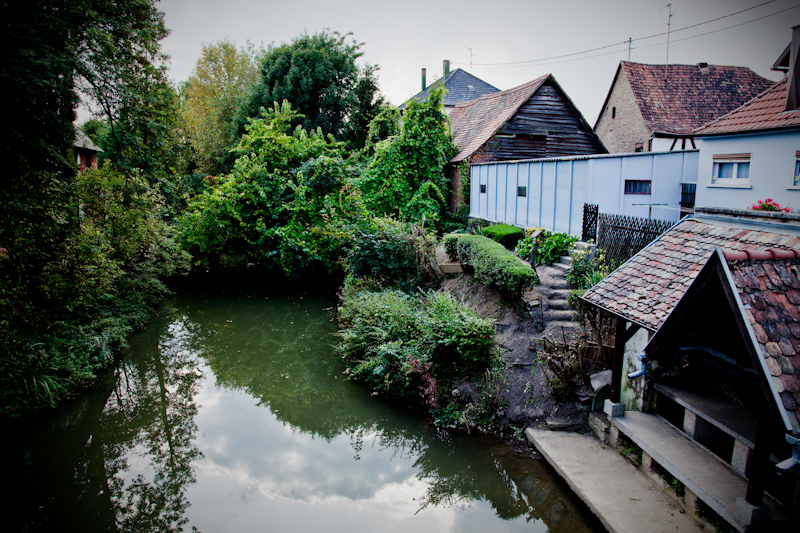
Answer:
661;3;676;82
464;46;474;71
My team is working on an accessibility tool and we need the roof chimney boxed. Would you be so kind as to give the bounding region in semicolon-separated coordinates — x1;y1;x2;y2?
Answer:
421;68;427;91
697;62;709;74
786;25;800;111
443;59;451;79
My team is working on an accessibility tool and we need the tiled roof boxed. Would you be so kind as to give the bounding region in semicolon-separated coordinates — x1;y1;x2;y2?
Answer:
582;216;800;331
399;68;499;110
694;77;800;134
448;74;550;162
621;61;775;134
728;256;800;432
74;129;102;152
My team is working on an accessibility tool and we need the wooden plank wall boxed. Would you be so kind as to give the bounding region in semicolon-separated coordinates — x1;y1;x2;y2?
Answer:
482;80;605;161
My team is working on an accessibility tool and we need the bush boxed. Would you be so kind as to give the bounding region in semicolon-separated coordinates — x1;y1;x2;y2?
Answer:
443;233;460;261
455;234;537;297
537;232;577;265
336;287;496;405
481;224;524;249
344;218;441;291
566;247;612;289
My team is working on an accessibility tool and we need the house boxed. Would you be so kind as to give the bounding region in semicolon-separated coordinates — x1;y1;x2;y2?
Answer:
594;61;774;154
692;24;800;213
581;207;800;531
398;61;499;115
74;129;102;170
448;74;606;212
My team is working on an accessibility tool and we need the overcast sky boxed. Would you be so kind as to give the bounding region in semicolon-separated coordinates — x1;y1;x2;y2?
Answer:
158;0;797;124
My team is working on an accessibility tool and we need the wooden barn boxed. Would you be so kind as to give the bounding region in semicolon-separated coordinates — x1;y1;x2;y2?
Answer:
447;74;606;212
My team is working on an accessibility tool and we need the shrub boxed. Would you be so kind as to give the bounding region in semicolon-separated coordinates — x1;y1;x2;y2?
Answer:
481;224;524;249
566;247;613;289
537;232;577;265
456;234;537;297
336;287;495;405
443;233;460;261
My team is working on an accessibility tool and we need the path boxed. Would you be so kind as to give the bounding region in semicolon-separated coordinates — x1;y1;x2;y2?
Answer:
526;428;705;533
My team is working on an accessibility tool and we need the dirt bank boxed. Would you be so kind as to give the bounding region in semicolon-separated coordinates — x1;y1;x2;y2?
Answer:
438;273;593;452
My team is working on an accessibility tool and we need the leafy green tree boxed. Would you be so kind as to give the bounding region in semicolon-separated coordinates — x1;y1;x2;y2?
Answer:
0;0;189;415
357;87;457;222
342;64;386;150
180;101;363;276
236;30;383;147
182;40;263;174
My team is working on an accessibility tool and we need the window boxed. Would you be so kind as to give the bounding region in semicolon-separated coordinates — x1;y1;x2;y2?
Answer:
517;186;527;197
480;184;486;193
711;153;751;187
624;180;651;195
794;151;800;186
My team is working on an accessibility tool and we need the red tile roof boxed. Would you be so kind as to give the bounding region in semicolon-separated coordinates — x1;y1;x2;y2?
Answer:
694;77;800;134
582;216;800;331
448;75;549;162
620;61;775;134
729;257;800;431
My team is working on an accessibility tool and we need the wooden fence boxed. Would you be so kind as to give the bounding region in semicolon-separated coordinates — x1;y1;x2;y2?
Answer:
597;213;673;266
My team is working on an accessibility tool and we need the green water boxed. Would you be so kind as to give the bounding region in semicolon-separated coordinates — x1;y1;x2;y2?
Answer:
4;289;601;532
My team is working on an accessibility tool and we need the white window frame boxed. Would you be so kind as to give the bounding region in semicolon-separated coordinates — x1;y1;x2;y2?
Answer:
791;150;800;189
709;153;751;188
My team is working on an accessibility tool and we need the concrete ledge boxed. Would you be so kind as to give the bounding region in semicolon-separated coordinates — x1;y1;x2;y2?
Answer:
526;428;704;533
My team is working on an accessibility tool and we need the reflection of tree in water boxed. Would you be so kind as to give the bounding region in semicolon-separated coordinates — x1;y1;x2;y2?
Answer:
181;291;596;532
100;311;204;532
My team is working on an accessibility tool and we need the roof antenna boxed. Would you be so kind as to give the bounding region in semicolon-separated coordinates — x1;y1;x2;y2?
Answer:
661;3;676;83
627;37;632;61
463;46;473;71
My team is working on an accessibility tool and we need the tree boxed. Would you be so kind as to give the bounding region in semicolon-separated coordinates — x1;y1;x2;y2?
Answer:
180;102;362;276
342;64;385;150
236;30;383;147
0;0;187;414
182;40;263;174
357;87;457;222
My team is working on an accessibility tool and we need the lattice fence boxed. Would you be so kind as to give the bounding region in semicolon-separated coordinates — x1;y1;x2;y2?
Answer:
597;213;673;266
582;203;599;242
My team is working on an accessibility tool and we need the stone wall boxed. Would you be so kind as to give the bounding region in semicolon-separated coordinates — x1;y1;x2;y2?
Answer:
594;68;653;154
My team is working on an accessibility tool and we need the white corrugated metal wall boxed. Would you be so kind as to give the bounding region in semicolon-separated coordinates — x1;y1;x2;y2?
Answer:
470;150;698;233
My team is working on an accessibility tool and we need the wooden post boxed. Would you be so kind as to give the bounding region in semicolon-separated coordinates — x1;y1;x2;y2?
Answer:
745;420;773;505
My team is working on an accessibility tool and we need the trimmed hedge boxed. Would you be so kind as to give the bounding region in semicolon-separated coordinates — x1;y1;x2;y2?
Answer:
454;234;537;297
481;224;524;249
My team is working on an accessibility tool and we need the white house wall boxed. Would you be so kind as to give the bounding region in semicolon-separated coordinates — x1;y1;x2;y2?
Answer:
470;150;699;233
695;130;800;211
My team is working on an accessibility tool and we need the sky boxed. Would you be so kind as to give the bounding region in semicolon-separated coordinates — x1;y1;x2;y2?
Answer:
156;0;798;125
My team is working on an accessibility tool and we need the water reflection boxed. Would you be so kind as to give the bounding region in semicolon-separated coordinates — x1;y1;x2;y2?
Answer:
5;290;600;532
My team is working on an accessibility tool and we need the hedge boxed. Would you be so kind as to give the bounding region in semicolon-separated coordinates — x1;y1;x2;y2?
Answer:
453;234;537;297
481;224;524;249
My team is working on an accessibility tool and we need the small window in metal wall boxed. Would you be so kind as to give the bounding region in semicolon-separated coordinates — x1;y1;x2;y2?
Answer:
517;186;527;197
480;184;487;193
624;180;651;194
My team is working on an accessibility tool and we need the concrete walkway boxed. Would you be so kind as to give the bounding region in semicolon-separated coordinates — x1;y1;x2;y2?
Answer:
526;428;705;533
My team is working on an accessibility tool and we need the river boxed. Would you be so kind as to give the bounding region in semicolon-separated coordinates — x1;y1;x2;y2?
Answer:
4;286;602;532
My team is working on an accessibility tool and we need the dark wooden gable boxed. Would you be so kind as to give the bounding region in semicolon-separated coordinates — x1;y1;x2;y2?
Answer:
645;249;787;431
483;78;605;161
